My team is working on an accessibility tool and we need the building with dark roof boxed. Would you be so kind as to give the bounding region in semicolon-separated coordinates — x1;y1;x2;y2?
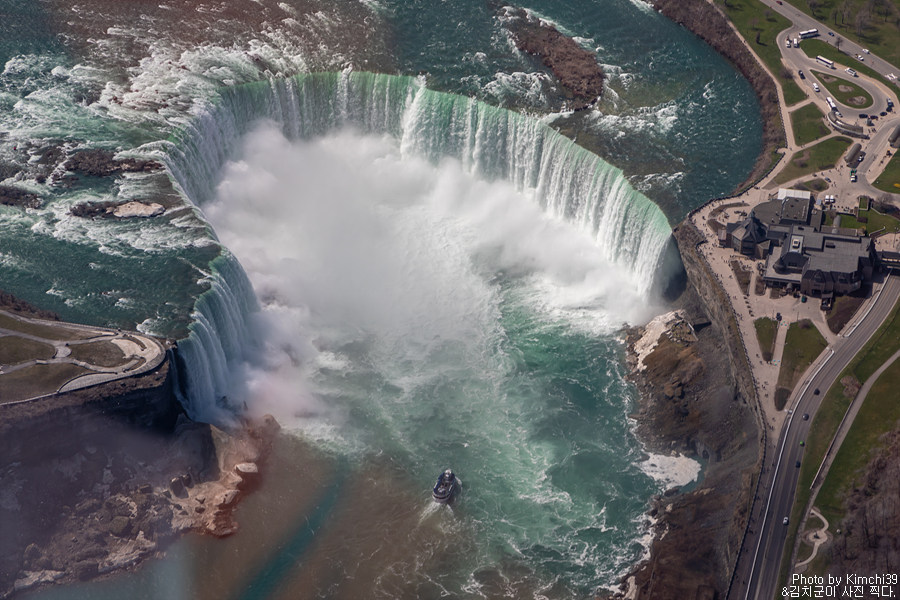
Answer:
725;189;877;298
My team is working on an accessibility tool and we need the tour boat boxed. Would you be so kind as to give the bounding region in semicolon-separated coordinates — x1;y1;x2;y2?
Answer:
432;469;459;504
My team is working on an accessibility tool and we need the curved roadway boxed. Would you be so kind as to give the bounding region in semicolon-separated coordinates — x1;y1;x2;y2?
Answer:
735;270;900;600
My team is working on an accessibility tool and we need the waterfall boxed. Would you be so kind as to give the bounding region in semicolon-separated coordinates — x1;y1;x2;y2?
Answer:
153;71;673;422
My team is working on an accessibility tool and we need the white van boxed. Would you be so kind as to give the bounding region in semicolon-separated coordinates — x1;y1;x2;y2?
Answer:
793;38;799;47
845;68;857;77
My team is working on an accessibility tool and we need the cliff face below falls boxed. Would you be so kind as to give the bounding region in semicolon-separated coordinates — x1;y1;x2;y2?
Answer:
0;358;280;598
618;221;763;599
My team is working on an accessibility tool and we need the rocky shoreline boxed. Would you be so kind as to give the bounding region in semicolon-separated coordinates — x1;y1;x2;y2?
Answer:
610;276;760;599
502;6;605;111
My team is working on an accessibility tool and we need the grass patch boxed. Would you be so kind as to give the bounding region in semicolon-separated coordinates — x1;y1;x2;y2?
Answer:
774;319;828;409
834;211;865;232
754;317;777;362
802;40;895;91
730;259;752;295
779;295;900;589
872;150;900;194
809;69;873;109
714;0;807;105
817;358;900;525
784;0;900;68
0;336;55;365
860;207;900;234
851;295;900;383
790;102;831;146
826;292;866;333
67;340;126;368
798;178;829;192
0;363;91;403
772;136;853;185
0;312;92;342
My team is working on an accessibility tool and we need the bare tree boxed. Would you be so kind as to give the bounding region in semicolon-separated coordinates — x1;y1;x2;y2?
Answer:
855;8;871;37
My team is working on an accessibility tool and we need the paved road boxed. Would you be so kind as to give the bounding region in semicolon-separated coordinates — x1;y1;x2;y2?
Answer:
734;270;900;600
760;0;900;80
767;12;900;199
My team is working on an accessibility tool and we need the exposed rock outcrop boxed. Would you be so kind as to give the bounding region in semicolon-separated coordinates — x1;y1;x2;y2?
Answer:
503;7;604;111
0;345;281;598
615;224;761;599
0;185;42;210
67;149;162;178
70;200;165;219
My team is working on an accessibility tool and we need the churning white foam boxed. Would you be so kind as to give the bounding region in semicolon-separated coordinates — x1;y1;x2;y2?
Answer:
639;452;701;490
203;121;656;424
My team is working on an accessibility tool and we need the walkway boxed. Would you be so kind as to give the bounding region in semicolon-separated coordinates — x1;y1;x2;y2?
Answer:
0;310;167;403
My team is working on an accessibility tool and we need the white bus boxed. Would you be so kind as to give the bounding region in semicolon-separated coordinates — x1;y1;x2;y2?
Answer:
799;29;819;39
816;55;835;68
826;96;837;110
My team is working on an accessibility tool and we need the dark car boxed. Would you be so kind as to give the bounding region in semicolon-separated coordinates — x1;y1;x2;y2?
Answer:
803;413;809;420
813;388;820;395
860;113;868;118
881;111;888;117
796;461;801;468
799;70;805;79
828;31;835;36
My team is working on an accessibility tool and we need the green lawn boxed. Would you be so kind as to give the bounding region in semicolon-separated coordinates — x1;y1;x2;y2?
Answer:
826;292;866;333
798;177;829;192
0;336;55;365
772;136;853;184
68;340;126;368
775;319;828;409
802;39;895;91
714;0;807;105
779;294;900;586
784;0;900;67
0;312;91;341
789;102;830;145
833;207;900;234
0;362;91;403
851;296;900;384
817;358;900;525
809;69;872;109
754;317;778;362
872;150;900;194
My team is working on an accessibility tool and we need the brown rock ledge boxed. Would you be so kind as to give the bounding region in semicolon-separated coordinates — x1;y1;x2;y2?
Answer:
611;276;760;599
0;360;281;598
503;6;604;111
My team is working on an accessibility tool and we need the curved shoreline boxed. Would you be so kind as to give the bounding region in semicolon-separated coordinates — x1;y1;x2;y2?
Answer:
650;0;786;194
